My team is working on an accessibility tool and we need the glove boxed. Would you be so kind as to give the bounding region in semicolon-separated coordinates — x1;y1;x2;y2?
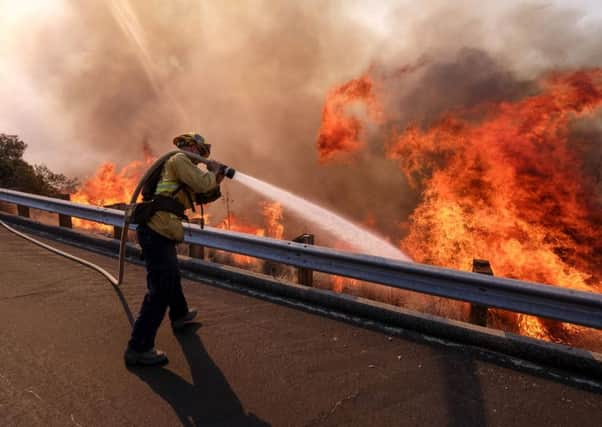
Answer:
206;160;225;174
206;160;226;183
195;186;222;204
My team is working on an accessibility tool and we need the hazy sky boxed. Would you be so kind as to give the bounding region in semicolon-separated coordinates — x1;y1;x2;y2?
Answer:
1;0;601;177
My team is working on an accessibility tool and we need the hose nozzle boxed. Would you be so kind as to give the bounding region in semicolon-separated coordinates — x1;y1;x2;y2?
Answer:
222;166;236;179
181;150;236;179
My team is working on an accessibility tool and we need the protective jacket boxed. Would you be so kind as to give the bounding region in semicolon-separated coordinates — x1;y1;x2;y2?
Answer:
147;152;217;241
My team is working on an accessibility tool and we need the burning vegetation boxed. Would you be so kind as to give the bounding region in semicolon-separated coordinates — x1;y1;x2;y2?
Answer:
3;0;602;354
70;144;155;232
317;74;384;163
317;67;602;345
389;70;602;291
64;62;602;348
210;202;285;270
20;0;598;349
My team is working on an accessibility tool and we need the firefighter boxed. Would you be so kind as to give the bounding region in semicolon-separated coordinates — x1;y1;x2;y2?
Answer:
125;133;225;366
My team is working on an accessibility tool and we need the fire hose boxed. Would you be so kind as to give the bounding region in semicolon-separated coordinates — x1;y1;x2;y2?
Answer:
0;150;236;287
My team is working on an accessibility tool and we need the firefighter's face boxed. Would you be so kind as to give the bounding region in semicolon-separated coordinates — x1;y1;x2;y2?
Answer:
188;143;210;158
181;144;209;165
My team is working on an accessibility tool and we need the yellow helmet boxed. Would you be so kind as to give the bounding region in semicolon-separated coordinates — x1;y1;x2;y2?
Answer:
173;133;211;156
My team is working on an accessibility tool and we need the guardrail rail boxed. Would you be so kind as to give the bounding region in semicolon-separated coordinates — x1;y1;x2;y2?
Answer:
1;187;601;329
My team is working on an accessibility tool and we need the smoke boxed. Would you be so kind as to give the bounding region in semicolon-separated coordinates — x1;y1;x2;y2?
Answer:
1;0;601;241
313;0;602;241
368;1;602;126
3;0;378;168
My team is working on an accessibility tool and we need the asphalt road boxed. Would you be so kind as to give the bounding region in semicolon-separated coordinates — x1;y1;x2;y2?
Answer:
0;226;601;426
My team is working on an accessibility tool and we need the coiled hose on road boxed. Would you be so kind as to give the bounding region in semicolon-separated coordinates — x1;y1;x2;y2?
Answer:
0;150;233;287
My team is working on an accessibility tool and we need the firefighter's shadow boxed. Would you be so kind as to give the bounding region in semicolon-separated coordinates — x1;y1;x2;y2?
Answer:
128;324;270;427
440;354;486;427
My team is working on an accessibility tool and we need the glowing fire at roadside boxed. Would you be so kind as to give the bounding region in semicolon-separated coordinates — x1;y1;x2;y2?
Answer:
213;202;284;268
215;211;265;267
390;75;602;340
316;73;384;163
70;145;155;233
318;68;602;344
332;276;357;293
389;70;602;292
263;201;284;240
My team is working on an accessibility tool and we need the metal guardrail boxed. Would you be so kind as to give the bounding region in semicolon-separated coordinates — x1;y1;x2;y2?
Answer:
2;188;602;329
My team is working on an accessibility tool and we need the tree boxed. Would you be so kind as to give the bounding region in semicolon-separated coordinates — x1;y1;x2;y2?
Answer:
0;134;26;160
0;134;79;196
33;164;79;194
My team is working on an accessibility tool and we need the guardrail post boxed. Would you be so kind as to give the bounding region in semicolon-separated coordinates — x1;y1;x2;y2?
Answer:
189;243;205;259
292;234;314;286
17;204;30;218
113;225;123;240
0;201;14;214
189;218;205;259
469;259;493;326
57;194;72;228
104;203;127;239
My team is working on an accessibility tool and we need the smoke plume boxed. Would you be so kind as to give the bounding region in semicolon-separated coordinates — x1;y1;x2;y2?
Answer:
1;0;601;244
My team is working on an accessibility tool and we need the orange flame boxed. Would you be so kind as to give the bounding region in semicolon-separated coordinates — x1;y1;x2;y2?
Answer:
70;148;155;232
386;69;602;341
317;73;384;163
215;212;265;267
332;276;358;293
263;201;284;240
389;70;602;290
214;202;284;268
316;68;602;344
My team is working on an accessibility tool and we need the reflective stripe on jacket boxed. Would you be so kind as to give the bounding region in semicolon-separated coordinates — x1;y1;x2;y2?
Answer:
147;152;217;241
